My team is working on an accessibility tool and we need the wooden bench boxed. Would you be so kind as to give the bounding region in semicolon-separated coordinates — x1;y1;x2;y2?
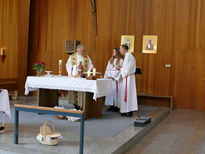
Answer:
14;104;84;154
137;93;173;109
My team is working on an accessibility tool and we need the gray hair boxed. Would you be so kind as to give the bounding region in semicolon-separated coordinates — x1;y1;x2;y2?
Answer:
77;45;85;51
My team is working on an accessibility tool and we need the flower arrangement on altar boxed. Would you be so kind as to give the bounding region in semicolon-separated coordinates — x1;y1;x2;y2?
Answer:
33;61;46;76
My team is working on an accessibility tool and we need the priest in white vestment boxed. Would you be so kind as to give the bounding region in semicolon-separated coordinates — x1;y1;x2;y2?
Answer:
117;44;138;116
104;48;123;112
66;45;93;109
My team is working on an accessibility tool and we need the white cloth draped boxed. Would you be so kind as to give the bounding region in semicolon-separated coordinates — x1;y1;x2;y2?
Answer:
120;52;138;113
24;76;113;100
104;58;123;107
0;89;11;118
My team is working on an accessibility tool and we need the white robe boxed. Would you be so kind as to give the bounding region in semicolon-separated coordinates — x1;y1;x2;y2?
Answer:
104;58;123;108
66;53;93;106
66;53;93;77
120;52;138;113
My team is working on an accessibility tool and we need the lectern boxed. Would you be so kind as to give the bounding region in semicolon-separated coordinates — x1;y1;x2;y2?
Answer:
135;67;142;74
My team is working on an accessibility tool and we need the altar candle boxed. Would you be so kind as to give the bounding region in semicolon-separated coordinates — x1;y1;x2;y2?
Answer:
59;60;62;75
87;70;91;77
93;68;96;76
72;65;78;76
0;48;4;55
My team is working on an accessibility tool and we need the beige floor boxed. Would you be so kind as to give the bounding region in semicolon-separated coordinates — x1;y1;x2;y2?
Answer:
0;96;169;154
127;109;205;154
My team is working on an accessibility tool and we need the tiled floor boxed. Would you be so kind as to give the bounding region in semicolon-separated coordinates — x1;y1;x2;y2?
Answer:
127;109;205;154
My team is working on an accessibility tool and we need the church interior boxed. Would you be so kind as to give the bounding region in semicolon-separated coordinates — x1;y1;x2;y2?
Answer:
1;0;205;154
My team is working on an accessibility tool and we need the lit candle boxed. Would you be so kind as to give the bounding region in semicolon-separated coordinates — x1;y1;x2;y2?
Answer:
59;60;62;76
87;70;91;77
93;68;96;76
0;48;4;55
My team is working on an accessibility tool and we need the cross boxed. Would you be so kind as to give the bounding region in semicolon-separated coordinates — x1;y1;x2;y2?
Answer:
90;0;97;35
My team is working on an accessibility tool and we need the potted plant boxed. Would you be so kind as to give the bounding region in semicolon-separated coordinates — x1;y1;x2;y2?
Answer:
33;61;46;76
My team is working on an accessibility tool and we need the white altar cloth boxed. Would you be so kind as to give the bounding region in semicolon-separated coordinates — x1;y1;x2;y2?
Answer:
25;76;113;100
0;89;11;118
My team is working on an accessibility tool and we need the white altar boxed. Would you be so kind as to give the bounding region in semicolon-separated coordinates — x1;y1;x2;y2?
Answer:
25;76;113;100
24;76;113;119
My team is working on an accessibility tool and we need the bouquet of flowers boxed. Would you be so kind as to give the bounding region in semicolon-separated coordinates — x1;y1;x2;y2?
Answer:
33;61;46;76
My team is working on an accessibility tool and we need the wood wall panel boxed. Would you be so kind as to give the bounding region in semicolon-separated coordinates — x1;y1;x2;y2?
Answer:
27;0;205;111
17;0;30;94
0;0;18;79
0;0;30;95
173;50;205;110
175;0;202;50
199;0;205;49
141;0;175;96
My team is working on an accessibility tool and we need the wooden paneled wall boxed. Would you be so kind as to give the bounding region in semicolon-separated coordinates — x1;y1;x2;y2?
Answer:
0;0;18;79
0;0;30;94
1;0;204;111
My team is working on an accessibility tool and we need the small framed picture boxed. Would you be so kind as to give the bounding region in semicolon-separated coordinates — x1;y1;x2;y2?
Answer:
142;35;158;54
121;35;135;52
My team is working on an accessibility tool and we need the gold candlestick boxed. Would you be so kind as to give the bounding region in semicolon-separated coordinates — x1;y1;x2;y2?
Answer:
0;48;6;63
0;48;4;55
93;68;96;76
59;60;62;76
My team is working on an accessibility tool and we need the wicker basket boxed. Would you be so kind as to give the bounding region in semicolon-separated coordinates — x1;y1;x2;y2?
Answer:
39;120;61;146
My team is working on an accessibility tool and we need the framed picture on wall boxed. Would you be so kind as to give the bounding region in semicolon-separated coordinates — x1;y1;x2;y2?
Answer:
121;35;135;52
142;35;158;54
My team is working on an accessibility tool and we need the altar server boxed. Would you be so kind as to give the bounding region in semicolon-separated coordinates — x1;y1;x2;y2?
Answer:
117;44;138;116
104;48;123;112
66;45;93;109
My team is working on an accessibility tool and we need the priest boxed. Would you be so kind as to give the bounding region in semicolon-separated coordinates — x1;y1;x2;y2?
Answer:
117;44;138;116
66;45;93;109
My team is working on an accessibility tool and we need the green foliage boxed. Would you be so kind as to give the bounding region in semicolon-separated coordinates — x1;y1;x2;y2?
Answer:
33;61;46;71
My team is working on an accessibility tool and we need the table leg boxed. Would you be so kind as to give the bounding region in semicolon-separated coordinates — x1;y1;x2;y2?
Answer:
83;92;102;119
14;109;19;144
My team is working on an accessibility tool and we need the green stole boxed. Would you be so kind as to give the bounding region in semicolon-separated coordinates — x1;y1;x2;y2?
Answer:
71;52;89;105
71;53;89;72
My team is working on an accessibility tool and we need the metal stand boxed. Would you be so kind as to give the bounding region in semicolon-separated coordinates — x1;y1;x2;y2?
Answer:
14;104;84;154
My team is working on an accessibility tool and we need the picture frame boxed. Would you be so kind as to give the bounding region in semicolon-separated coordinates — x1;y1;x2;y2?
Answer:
121;35;135;52
142;35;158;54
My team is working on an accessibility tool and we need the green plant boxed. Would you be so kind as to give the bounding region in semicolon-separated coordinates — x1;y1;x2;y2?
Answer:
33;61;46;76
